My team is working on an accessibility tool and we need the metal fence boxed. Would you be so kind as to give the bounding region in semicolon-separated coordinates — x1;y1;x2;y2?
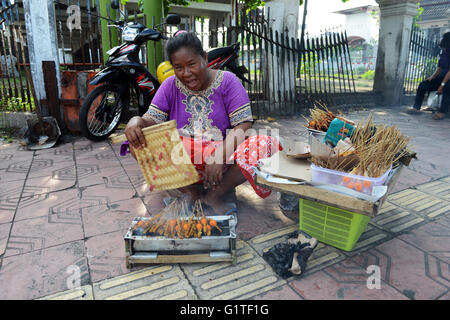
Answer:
54;0;105;70
2;1;367;118
163;9;362;117
226;9;358;117
0;0;36;113
403;26;441;95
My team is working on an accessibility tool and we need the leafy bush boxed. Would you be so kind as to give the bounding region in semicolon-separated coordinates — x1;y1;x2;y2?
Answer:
361;70;375;80
0;97;31;112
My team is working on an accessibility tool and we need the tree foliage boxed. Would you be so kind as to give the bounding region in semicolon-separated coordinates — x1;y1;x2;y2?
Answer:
121;0;204;15
120;0;353;14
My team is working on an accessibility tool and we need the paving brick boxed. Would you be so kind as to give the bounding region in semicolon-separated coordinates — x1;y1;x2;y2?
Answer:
181;241;286;300
252;284;303;300
33;144;74;162
0;143;33;171
5;213;83;257
81;199;148;238
0;223;11;256
435;213;450;229
388;189;450;220
0;167;29;184
234;184;293;241
85;229;135;283
0;240;89;300
417;179;450;201
0;180;24;223
393;166;433;191
438;290;450;300
92;264;197;300
289;258;408;300
14;189;80;221
76;162;129;188
80;182;136;205
397;221;450;264
36;285;94;300
350;238;449;300
369;201;427;234
24;174;76;194
27;159;75;180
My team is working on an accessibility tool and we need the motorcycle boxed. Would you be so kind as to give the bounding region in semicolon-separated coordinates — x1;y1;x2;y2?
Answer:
79;4;251;141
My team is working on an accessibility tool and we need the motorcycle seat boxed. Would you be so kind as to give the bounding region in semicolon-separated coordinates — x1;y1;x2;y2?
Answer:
207;45;235;62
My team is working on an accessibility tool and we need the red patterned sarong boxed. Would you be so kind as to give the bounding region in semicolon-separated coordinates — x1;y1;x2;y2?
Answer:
181;135;281;198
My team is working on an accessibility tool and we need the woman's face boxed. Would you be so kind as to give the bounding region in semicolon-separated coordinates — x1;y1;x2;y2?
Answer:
171;47;208;91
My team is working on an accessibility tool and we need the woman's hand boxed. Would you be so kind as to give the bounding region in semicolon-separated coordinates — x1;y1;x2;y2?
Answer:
125;116;147;150
203;163;223;190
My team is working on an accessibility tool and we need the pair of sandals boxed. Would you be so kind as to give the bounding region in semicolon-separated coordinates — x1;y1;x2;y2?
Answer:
406;107;445;120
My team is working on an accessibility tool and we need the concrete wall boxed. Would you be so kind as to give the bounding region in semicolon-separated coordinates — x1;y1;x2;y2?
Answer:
23;0;61;116
373;0;418;105
0;112;38;130
345;11;379;42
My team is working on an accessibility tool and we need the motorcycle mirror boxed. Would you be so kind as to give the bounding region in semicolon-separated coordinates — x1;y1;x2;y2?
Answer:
110;0;120;10
165;14;181;25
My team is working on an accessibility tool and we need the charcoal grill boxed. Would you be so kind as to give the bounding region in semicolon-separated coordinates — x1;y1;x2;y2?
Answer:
124;215;237;268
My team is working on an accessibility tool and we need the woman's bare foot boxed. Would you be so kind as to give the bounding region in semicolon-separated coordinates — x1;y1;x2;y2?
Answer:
176;185;202;206
202;191;233;215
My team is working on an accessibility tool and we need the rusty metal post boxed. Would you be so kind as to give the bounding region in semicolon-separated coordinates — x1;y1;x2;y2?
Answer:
42;61;64;133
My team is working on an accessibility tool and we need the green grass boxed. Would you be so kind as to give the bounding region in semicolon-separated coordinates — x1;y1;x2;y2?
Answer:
0;96;34;112
0;134;14;144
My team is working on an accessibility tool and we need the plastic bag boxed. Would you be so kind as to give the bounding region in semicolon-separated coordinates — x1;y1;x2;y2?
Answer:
262;231;317;279
324;118;355;147
427;91;443;110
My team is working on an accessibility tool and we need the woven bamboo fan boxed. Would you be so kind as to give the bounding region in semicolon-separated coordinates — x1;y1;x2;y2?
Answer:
110;120;200;191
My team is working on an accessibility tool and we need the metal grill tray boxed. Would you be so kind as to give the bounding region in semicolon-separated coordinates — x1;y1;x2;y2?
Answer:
124;215;237;267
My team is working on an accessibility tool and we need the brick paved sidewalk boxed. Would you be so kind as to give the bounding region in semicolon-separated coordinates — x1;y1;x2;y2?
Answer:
0;106;449;300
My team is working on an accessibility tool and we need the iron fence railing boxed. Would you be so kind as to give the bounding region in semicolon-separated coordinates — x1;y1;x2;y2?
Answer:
54;0;104;70
163;8;360;117
233;9;358;117
403;26;441;95
0;0;36;113
2;1;366;117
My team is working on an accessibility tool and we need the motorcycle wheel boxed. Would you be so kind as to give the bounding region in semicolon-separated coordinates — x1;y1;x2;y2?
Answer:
79;84;129;141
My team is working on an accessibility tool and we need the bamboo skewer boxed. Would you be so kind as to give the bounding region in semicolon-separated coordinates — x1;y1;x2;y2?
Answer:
133;197;224;239
310;112;410;178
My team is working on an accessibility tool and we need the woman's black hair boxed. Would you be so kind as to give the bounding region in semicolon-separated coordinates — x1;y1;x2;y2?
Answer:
166;31;205;63
441;32;450;49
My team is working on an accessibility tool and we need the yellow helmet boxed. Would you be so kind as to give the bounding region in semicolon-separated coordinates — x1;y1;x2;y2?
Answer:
157;61;174;84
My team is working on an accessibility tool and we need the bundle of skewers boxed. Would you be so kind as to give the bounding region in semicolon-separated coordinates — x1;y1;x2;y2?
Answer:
132;199;222;239
348;114;410;177
304;103;340;132
310;113;411;178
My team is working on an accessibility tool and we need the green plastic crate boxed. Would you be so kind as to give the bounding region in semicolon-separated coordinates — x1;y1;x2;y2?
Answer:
299;198;371;251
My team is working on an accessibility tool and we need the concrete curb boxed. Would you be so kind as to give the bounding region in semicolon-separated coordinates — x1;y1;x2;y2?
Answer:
0;111;38;130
